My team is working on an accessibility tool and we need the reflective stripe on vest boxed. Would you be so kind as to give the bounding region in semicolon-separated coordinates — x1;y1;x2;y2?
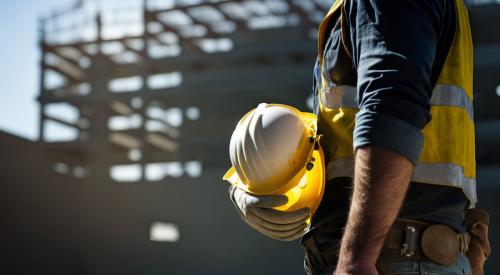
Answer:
319;85;357;109
319;84;474;120
325;157;477;205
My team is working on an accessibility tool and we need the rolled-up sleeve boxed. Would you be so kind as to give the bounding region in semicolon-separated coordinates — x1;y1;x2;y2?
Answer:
344;0;446;164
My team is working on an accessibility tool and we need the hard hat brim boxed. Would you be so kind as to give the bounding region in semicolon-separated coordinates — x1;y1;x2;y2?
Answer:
223;146;326;215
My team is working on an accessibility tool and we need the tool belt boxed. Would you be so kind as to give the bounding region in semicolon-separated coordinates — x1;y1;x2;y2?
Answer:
379;219;469;267
303;219;469;275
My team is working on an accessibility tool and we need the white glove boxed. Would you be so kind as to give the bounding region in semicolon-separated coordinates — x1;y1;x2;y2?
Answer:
229;185;311;241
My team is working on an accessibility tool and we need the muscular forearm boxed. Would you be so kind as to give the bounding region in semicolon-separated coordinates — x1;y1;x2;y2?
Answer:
335;146;413;274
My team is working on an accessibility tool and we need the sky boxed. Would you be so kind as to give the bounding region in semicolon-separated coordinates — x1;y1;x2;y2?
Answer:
0;0;73;140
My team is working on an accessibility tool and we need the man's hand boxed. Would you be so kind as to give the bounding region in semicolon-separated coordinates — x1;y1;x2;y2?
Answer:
229;185;311;241
466;208;491;275
467;222;490;275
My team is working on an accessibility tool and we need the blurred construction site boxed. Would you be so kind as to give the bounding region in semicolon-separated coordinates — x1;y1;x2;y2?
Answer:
0;0;499;274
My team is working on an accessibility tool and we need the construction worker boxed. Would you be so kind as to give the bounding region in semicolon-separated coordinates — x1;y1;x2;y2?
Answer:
228;0;491;274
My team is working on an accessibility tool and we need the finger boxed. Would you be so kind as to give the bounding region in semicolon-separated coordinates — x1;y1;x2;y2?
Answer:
258;222;308;241
245;194;288;208
276;227;308;242
251;212;308;231
246;212;307;238
232;187;288;209
252;207;310;224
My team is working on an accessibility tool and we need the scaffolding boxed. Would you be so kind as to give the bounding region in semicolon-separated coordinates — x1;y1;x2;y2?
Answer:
37;0;329;182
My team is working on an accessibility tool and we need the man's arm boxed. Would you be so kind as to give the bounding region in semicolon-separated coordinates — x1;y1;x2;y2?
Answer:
335;146;413;274
334;0;449;273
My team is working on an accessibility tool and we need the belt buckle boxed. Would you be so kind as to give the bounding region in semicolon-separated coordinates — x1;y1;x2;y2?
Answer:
401;225;416;257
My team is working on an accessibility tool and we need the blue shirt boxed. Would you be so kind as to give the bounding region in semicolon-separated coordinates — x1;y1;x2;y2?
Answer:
314;0;458;164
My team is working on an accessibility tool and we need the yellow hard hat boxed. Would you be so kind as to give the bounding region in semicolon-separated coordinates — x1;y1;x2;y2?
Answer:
223;103;325;214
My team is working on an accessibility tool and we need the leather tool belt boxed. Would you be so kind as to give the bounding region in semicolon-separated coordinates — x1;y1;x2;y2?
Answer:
380;219;469;266
303;219;469;275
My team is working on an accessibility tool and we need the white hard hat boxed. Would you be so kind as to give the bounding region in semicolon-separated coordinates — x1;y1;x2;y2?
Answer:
224;103;325;214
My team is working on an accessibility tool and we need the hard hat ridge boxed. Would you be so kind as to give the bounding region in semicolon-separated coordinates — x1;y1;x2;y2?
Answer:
231;105;272;187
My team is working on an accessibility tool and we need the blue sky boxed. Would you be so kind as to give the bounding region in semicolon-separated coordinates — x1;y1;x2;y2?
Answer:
0;0;73;140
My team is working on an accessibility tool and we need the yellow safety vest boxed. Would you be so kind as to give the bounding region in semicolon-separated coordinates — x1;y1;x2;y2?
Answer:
317;0;476;204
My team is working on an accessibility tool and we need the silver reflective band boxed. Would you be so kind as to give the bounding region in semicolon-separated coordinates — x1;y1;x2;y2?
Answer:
320;85;357;109
326;158;477;204
431;85;474;120
326;158;353;180
412;163;477;205
319;84;474;119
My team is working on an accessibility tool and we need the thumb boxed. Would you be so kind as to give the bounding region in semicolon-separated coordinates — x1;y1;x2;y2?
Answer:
246;194;289;208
